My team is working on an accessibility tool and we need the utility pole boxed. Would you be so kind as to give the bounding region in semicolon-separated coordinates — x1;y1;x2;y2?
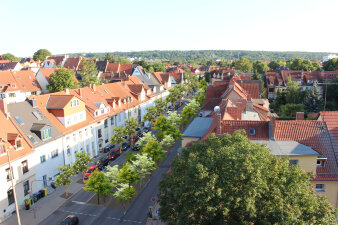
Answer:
7;146;22;225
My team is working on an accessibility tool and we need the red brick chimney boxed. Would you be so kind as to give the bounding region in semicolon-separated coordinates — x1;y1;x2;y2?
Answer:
296;112;304;120
214;106;222;136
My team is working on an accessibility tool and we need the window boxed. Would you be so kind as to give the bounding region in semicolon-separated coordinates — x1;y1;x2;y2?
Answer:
31;91;37;95
98;129;102;138
6;168;13;181
101;109;104;114
9;93;16;98
289;160;298;165
79;131;82;139
28;135;37;144
40;155;46;163
104;119;108;128
70;99;79;107
42;128;51;140
51;149;58;158
15;116;24;125
317;159;326;167
110;117;114;126
8;189;14;205
23;180;29;196
95;111;98;116
268;88;274;92
16;139;22;148
315;184;325;192
67;146;71;155
80;112;84;120
249;128;255;135
118;114;121;122
22;160;29;174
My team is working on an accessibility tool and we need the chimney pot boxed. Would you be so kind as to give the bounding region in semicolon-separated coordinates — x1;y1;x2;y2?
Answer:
92;84;96;91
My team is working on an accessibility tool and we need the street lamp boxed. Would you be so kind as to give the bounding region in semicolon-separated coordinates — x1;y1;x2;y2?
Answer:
6;146;22;225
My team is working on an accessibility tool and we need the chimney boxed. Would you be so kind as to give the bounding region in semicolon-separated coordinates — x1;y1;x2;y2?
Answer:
88;83;92;89
122;81;126;88
214;106;222;136
65;89;70;94
296;112;304;120
269;115;277;140
78;88;81;97
0;99;8;115
92;84;96;92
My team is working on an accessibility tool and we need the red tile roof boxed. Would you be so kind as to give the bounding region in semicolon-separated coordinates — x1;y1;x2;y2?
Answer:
64;57;82;70
275;120;338;181
39;68;58;81
47;56;65;65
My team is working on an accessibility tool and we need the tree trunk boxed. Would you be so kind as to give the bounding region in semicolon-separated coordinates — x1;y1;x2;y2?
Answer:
120;146;122;154
82;172;85;183
66;185;69;197
97;193;100;205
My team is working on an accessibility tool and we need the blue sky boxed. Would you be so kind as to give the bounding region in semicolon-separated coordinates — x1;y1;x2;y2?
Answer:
1;0;337;57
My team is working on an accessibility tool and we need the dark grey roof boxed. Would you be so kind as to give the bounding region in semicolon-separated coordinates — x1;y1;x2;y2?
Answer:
7;100;63;146
183;117;214;138
252;140;319;156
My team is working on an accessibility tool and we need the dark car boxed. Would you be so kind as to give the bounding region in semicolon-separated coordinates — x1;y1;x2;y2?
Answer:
84;165;97;180
59;215;79;225
122;142;130;151
97;158;110;170
132;144;140;151
107;149;120;160
103;144;115;153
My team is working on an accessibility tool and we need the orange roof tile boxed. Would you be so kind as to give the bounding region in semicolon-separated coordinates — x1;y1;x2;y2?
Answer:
46;95;75;109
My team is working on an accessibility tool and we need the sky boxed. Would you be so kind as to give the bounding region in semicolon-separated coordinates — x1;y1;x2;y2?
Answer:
1;0;337;57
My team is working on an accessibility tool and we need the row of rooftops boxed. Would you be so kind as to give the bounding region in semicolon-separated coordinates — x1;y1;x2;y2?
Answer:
266;70;338;87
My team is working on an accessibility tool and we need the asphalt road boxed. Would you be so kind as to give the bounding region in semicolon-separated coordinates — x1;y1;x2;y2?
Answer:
38;102;187;225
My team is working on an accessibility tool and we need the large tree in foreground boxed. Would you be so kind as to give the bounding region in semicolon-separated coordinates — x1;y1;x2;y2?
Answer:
158;131;336;225
48;68;78;92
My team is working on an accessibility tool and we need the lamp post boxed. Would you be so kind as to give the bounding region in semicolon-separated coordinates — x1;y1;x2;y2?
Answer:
6;146;22;225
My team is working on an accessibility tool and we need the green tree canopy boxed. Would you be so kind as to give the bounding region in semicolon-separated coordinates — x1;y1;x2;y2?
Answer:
104;53;116;62
111;126;126;153
253;60;269;74
124;118;139;145
323;77;338;110
79;59;99;87
305;83;323;113
286;58;319;71
1;53;20;62
153;116;182;141
72;151;92;182
117;163;140;188
268;60;286;70
48;68;78;93
55;165;75;197
116;58;131;64
234;57;253;72
323;58;338;71
33;49;52;61
113;183;137;211
83;169;113;205
140;139;166;162
158;131;336;225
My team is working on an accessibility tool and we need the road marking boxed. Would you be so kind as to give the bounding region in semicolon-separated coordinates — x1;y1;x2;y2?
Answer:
60;209;143;224
72;201;86;205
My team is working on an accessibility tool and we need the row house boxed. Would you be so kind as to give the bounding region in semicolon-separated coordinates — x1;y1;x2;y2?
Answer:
0;71;42;104
0;102;37;223
266;70;338;99
185;81;338;206
0;62;23;71
100;63;133;83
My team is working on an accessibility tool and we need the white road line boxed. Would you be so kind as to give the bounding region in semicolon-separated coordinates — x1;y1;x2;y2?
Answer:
71;201;86;205
60;210;143;224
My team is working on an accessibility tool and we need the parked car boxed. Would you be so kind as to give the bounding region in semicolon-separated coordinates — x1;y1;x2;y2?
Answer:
97;158;110;170
132;144;141;151
59;215;79;225
103;144;115;153
132;135;139;144
122;142;130;151
84;165;97;180
107;149;120;161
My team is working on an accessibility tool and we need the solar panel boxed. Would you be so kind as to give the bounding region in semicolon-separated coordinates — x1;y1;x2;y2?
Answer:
15;116;24;125
32;111;42;120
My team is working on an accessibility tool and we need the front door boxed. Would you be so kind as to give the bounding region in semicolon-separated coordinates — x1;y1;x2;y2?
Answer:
43;175;47;187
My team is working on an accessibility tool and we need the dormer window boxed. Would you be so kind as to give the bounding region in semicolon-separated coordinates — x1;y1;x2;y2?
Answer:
10;83;16;88
42;128;51;141
316;158;327;167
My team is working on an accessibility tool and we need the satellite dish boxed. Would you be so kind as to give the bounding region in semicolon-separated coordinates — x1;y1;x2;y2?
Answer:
214;106;220;114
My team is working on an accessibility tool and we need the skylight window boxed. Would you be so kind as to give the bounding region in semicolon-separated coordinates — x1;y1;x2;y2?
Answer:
32;111;42;120
15;116;24;125
28;135;37;144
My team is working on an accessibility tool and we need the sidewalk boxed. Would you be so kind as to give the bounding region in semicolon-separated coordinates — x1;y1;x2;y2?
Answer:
2;173;84;225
